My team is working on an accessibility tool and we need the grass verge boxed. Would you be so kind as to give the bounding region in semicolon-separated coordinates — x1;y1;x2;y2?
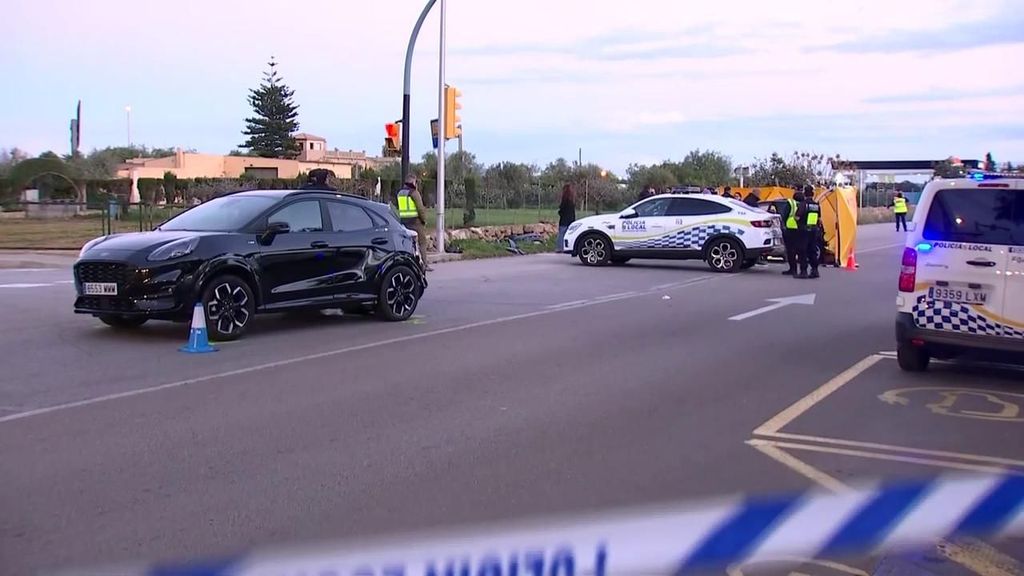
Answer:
449;236;557;260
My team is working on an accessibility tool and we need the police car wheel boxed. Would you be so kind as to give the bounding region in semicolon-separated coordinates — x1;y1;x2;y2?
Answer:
98;314;148;329
377;265;420;321
705;238;743;273
577;234;611;266
897;342;930;372
202;274;255;341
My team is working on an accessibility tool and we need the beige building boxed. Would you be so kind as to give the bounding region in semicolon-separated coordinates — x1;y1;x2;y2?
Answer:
117;134;397;180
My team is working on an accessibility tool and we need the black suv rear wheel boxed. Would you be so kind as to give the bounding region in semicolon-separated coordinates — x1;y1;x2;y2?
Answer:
376;265;421;321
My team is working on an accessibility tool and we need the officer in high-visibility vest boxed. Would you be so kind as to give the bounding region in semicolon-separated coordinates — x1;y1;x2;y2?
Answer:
396;174;431;271
891;192;909;232
801;185;822;279
781;192;802;275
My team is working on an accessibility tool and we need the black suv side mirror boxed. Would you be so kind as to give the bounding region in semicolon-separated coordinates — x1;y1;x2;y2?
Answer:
260;221;290;245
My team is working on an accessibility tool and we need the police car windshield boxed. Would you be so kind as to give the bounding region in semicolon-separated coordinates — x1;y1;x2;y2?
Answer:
923;188;1024;246
159;195;279;232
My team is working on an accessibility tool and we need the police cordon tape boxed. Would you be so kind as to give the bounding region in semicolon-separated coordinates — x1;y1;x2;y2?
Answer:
64;473;1023;576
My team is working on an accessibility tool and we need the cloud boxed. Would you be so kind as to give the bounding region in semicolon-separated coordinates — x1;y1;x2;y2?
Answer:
865;84;1024;104
817;11;1024;54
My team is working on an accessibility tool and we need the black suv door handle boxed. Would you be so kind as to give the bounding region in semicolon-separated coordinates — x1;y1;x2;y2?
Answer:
966;259;997;267
371;237;389;246
310;241;329;249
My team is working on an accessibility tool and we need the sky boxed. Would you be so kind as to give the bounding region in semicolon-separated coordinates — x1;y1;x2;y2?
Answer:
3;0;1024;173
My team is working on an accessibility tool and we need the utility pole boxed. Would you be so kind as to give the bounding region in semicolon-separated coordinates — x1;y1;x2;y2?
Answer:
401;0;437;181
435;0;447;254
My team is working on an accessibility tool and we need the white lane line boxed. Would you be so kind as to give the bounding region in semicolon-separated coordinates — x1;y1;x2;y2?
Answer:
651;282;679;290
591;291;637;301
54;280;75;284
0;268;61;273
0;274;718;424
857;242;904;254
0;283;53;289
545;299;589;309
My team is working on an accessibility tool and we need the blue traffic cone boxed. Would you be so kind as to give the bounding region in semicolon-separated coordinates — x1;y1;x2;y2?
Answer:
179;303;218;353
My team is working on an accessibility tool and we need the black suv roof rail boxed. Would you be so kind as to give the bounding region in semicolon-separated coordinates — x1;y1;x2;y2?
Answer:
284;189;374;202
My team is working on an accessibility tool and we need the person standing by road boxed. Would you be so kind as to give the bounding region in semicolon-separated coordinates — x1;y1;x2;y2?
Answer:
396;174;432;271
557;183;576;254
743;188;761;208
781;192;801;275
891;192;909;232
801;185;822;279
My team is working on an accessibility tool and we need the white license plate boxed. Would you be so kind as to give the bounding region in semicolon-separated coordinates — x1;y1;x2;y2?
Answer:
929;286;988;305
83;282;118;296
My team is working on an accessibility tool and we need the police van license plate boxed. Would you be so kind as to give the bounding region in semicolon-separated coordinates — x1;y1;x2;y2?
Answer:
929;286;987;305
83;282;118;296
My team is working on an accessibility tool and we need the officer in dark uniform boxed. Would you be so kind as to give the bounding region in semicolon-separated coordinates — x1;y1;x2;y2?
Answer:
789;191;809;278
300;169;337;191
801;185;822;279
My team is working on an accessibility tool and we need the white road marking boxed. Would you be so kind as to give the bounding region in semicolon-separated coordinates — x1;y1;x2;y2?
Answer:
729;293;816;321
545;299;589;309
856;242;905;254
591;291;637;301
752;354;882;435
0;268;61;272
746;439;850;492
0;274;718;424
0;283;53;288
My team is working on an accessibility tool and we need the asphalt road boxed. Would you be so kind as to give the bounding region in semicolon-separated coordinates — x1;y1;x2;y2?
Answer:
1;224;1021;575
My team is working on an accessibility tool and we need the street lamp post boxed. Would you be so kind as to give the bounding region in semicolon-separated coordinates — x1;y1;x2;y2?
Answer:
125;105;132;148
401;0;438;182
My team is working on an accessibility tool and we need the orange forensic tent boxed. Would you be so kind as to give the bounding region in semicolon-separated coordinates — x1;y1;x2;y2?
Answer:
727;186;858;267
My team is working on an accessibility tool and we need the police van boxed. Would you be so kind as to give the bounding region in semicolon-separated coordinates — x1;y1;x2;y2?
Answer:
564;194;782;273
895;172;1024;371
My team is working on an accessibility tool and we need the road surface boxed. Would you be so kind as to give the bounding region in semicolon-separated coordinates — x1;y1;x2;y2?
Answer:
1;224;1021;575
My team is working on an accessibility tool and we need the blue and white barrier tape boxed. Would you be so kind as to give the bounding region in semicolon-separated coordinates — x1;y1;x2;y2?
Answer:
71;473;1024;576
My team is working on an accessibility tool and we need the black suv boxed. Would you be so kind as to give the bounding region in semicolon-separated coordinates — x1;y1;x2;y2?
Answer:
74;189;427;340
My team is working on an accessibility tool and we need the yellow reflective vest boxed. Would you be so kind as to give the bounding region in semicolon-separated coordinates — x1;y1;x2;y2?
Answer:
397;189;418;219
893;197;908;214
785;198;799;230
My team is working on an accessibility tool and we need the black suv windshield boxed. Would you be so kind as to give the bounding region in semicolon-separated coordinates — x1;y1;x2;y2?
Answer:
160;195;279;232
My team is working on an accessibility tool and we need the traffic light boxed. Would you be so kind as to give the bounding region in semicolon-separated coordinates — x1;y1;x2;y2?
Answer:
384;122;401;157
444;84;462;140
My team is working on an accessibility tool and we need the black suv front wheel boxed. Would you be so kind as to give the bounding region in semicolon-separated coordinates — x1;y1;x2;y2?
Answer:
202;274;256;341
377;265;421;321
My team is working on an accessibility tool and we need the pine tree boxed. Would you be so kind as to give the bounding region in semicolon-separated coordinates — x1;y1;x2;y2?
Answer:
240;58;300;158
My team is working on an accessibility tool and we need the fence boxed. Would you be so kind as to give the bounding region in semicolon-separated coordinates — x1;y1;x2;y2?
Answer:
0;175;634;249
0;201;191;250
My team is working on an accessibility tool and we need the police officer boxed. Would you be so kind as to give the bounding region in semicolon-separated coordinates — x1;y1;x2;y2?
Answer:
301;168;337;191
801;185;822;279
891;192;909;232
781;192;801;275
396;174;431;271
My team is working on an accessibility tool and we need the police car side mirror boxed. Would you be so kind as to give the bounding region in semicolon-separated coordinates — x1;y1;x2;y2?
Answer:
620;209;638;219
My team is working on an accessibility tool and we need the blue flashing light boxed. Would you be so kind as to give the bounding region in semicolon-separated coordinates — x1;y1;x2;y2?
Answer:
916;242;934;253
970;172;985;181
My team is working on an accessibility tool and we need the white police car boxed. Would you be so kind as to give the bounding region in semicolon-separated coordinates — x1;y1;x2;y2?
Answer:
896;172;1024;371
564;194;782;272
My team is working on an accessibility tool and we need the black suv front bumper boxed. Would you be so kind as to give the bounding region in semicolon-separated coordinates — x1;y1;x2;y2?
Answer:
73;260;201;320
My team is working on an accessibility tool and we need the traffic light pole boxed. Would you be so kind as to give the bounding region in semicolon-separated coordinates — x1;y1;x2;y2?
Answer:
401;0;437;182
436;0;447;254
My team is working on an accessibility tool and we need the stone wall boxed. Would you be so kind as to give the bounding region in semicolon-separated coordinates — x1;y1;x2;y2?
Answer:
421;223;557;251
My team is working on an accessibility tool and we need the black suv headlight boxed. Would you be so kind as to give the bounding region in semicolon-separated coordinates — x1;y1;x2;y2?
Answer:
148;237;200;262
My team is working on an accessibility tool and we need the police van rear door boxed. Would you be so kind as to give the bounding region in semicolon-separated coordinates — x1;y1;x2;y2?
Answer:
917;182;1011;338
998;181;1024;340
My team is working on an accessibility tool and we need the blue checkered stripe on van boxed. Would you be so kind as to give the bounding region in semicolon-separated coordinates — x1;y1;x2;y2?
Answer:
913;298;1023;338
616;224;744;250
